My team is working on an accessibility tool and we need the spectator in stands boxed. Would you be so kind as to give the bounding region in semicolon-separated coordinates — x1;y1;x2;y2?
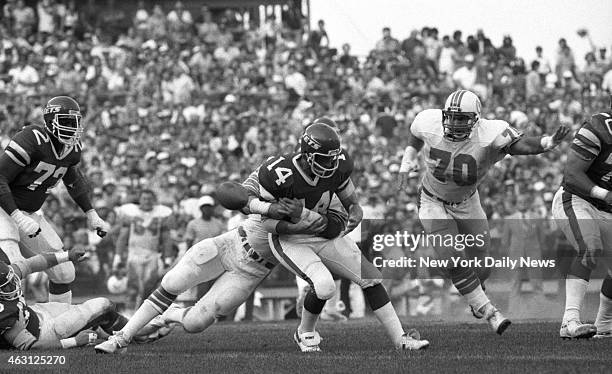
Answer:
184;196;225;248
308;19;329;55
526;60;543;99
375;27;400;54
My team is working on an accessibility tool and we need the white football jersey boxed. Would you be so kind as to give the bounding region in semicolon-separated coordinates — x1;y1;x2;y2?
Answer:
116;203;173;256
411;109;521;202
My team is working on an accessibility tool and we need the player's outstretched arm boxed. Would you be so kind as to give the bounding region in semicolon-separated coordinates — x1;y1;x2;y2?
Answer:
216;181;291;219
397;132;424;190
505;125;570;155
63;166;110;237
11;248;87;279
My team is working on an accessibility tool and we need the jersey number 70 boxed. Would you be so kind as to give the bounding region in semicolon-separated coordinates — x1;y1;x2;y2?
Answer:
429;148;477;186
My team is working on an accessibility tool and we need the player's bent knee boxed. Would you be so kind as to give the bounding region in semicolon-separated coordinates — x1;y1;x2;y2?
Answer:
183;305;216;333
310;275;335;300
160;268;190;295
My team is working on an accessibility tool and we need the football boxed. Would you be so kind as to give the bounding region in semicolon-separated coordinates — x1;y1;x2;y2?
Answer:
216;181;249;210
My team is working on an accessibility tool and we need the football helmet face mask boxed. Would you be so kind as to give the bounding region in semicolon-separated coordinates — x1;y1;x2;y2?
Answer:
300;121;342;178
0;262;22;301
43;96;83;147
442;90;481;141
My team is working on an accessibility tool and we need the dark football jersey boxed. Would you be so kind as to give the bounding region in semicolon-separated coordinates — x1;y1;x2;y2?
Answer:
563;111;612;212
2;125;82;212
257;150;354;216
0;295;40;348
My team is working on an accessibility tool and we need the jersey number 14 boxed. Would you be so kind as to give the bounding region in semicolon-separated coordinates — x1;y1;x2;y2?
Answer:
430;148;477;186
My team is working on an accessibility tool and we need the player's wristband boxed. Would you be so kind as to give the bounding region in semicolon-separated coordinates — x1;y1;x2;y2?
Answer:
540;136;554;151
247;199;271;215
55;252;69;263
590;186;609;200
60;337;77;349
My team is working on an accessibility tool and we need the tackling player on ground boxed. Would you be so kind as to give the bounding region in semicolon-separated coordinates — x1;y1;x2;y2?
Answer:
0;96;110;304
0;246;130;350
397;90;568;334
551;94;612;339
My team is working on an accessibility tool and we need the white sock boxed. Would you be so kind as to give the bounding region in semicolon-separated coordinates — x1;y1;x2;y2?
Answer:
48;290;72;304
595;293;612;331
372;302;405;348
122;300;161;340
298;309;320;333
563;277;588;323
464;285;490;312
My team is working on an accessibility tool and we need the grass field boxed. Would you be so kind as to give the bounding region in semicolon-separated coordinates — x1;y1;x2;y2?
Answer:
0;318;610;374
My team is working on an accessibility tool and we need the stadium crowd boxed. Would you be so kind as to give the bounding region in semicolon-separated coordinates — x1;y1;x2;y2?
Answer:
0;0;611;308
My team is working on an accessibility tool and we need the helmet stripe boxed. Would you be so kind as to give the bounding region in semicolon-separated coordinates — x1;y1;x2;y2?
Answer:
455;90;467;108
449;90;461;108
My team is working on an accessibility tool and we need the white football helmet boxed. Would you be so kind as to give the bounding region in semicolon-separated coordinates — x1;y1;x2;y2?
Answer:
442;90;482;141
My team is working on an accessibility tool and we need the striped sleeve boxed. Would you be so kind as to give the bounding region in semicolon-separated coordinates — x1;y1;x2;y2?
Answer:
571;126;601;161
242;168;261;196
4;140;32;167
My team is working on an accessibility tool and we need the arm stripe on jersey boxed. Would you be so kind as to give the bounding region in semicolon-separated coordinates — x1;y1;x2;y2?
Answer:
7;141;31;164
575;134;601;151
570;143;597;160
4;150;26;167
577;128;601;149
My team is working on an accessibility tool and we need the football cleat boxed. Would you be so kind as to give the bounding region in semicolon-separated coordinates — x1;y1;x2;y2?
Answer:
294;330;322;353
560;320;597;340
399;329;429;350
94;331;130;354
479;303;511;335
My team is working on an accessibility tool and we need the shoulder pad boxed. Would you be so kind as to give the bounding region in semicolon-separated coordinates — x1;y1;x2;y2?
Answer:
410;109;443;138
479;119;522;149
257;154;294;198
586;113;612;144
4;125;49;167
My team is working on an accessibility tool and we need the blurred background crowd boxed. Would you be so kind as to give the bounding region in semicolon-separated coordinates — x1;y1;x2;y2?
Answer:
0;0;611;318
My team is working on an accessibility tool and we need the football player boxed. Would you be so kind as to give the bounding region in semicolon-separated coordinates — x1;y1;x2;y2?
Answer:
115;189;173;310
94;184;323;353
0;96;110;304
397;90;569;334
0;246;129;350
551;94;612;339
245;119;429;352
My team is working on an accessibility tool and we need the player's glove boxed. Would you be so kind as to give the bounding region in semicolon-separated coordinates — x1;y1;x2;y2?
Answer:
86;209;110;238
67;247;87;262
10;210;41;238
541;125;571;151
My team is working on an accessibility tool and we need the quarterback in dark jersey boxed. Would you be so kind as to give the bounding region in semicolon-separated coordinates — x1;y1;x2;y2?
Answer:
243;119;429;352
0;246;131;350
0;96;110;305
552;96;612;339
